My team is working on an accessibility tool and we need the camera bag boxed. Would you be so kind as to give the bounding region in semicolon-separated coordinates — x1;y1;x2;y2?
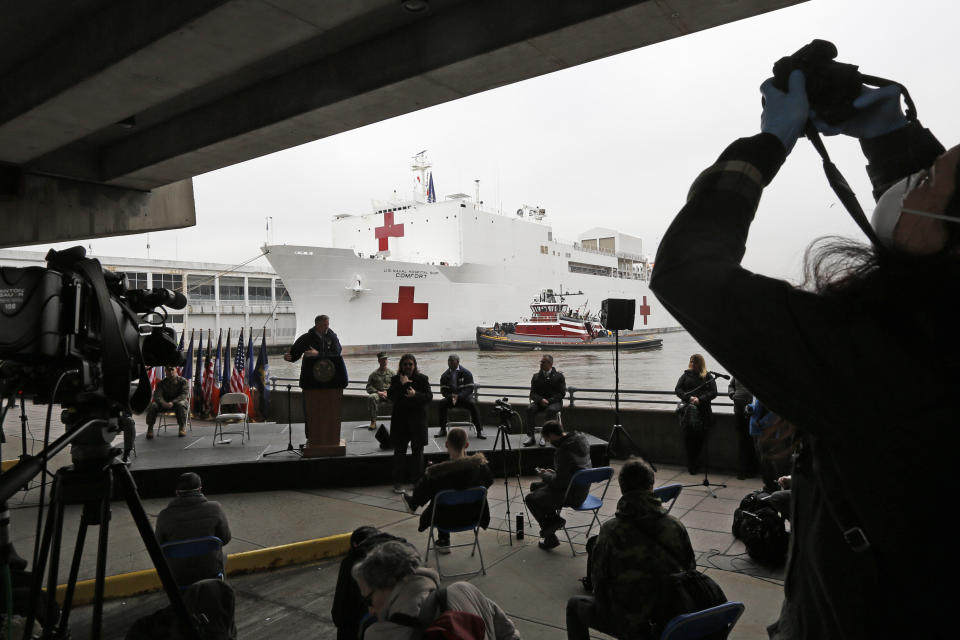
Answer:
732;490;789;566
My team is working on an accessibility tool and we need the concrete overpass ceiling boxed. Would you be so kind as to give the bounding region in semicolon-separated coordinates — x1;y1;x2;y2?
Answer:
1;0;805;191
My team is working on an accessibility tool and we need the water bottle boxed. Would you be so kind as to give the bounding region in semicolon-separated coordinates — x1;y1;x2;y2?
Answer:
516;513;524;540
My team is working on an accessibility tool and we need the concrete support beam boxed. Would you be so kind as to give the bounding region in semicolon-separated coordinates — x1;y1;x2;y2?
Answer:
0;176;195;249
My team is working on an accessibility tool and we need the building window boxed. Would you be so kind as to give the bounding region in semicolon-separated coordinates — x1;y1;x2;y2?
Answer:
154;273;183;292
167;314;184;324
275;280;292;302
123;272;147;290
248;278;272;301
219;276;244;300
186;275;215;300
540;246;548;254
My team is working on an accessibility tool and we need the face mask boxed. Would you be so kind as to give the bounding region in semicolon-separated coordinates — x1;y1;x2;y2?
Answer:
871;168;960;247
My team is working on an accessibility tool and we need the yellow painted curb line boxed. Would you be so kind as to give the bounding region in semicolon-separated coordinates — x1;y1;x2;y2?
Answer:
55;532;351;606
2;459;19;472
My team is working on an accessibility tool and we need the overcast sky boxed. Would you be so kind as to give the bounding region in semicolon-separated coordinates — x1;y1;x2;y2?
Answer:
24;0;960;282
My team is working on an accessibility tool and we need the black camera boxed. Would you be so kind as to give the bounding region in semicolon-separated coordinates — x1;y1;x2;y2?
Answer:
493;397;513;412
772;39;864;125
0;246;185;411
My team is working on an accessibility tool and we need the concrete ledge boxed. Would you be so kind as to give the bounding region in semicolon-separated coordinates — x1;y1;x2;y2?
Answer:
55;532;351;606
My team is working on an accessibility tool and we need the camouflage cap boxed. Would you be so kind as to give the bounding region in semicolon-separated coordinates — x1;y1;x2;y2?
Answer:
377;352;388;360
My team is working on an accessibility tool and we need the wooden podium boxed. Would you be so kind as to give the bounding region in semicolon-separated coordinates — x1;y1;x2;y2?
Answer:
302;388;346;457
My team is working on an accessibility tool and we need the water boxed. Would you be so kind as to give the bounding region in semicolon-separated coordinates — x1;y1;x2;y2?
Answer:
268;330;733;411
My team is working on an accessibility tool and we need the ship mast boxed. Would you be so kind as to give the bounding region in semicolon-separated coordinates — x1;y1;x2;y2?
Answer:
411;150;431;202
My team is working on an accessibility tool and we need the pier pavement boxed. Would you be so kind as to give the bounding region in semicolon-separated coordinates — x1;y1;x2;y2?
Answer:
3;404;785;638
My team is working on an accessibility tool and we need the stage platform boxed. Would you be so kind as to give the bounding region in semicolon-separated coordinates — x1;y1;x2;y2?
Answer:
127;420;610;499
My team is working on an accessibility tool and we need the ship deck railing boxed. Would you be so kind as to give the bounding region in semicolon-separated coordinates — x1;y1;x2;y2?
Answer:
269;377;733;409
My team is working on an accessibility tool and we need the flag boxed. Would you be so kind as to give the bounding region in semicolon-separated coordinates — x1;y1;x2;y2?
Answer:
221;328;232;399
230;328;247;393
245;329;255;387
182;329;194;381
192;330;203;416
147;365;164;391
202;330;216;417
175;331;185;376
427;172;436;203
254;327;270;419
211;329;223;416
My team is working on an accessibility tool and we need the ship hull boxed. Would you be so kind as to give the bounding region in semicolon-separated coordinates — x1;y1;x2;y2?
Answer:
265;244;676;354
476;329;662;352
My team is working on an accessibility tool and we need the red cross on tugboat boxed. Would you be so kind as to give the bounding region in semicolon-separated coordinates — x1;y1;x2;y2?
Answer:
374;211;404;252
382;286;428;336
476;289;662;351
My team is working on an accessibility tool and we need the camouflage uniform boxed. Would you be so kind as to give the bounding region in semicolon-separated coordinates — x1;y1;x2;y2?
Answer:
365;367;394;421
590;489;695;639
146;375;190;429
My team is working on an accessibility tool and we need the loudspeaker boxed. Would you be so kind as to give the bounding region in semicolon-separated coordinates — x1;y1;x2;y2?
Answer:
601;298;635;331
375;424;393;450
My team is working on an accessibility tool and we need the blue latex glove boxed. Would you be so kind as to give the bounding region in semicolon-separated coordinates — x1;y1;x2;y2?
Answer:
760;70;809;153
811;85;908;139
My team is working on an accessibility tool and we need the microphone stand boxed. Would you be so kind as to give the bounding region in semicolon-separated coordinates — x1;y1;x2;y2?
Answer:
680;372;727;499
264;384;301;457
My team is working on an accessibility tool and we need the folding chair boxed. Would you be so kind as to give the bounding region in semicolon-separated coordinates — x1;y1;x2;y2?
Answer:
424;487;488;579
214;392;250;445
159;388;192;435
557;466;614;557
160;536;225;589
659;601;745;640
654;483;683;514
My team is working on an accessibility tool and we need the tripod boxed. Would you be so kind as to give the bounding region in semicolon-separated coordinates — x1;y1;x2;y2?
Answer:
264;384;301;458
680;373;727;499
606;329;654;468
490;406;528;545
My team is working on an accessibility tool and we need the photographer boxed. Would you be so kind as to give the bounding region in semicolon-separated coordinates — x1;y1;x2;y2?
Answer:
650;60;956;638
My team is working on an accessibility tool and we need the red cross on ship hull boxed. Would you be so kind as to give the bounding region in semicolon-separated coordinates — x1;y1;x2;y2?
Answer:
374;211;404;252
637;295;651;325
382;286;428;336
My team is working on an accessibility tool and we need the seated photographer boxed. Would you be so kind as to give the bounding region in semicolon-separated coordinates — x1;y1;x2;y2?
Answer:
401;427;493;553
437;354;485;439
524;420;591;550
144;365;190;438
524;354;566;447
567;457;694;640
650;55;957;638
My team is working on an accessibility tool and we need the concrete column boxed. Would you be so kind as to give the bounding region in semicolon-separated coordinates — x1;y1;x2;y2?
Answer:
214;274;220;336
243;275;250;330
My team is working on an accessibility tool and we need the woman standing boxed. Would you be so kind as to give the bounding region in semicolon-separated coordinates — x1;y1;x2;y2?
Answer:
388;354;433;493
675;354;717;474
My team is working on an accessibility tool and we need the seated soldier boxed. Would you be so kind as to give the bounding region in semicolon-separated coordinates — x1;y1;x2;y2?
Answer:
566;457;695;640
524;354;565;447
365;352;394;431
145;365;190;438
401;427;493;554
437;354;485;439
524;420;591;550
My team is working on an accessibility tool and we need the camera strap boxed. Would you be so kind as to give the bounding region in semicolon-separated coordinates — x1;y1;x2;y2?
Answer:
804;75;917;249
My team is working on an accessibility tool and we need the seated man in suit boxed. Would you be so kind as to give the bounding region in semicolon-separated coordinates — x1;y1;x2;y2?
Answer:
524;354;566;447
437;354;485;439
402;427;494;554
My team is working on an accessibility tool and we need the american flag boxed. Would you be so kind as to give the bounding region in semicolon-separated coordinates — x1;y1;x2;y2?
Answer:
147;365;164;391
230;328;248;393
202;330;218;417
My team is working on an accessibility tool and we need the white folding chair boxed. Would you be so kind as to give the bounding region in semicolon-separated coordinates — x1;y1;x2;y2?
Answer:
214;392;250;445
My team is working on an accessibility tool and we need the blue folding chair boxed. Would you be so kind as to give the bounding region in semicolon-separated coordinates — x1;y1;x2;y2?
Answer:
654;483;683;514
557;466;614;557
160;536;225;588
659;601;745;640
424;487;488;579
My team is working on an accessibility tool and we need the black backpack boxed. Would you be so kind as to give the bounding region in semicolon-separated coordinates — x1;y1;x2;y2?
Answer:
648;570;727;639
732;491;788;566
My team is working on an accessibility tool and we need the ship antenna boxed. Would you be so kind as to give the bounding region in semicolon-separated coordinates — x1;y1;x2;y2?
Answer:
411;150;431;201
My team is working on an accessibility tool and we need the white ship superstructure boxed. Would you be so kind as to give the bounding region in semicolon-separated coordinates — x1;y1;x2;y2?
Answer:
266;154;676;354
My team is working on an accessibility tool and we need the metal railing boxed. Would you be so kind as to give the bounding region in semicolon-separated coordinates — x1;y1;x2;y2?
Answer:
269;377;733;409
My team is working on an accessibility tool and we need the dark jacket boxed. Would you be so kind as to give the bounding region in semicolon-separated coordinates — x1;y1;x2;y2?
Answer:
289;328;343;388
152;375;190;406
439;366;476;403
543;430;592;506
331;531;405;640
529;367;566;405
388;371;433;446
591;490;695;639
410;453;494;531
674;370;717;428
650;124;950;639
155;494;232;585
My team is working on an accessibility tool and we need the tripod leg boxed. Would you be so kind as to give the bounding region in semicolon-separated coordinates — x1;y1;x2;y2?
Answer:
89;474;114;639
114;465;203;640
54;512;89;635
24;473;61;638
41;495;66;640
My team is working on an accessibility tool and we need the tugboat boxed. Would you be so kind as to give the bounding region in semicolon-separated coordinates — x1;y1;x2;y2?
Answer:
476;289;662;351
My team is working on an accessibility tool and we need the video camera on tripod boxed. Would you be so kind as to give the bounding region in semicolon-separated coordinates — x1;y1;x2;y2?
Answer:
492;397;515;414
0;245;185;468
